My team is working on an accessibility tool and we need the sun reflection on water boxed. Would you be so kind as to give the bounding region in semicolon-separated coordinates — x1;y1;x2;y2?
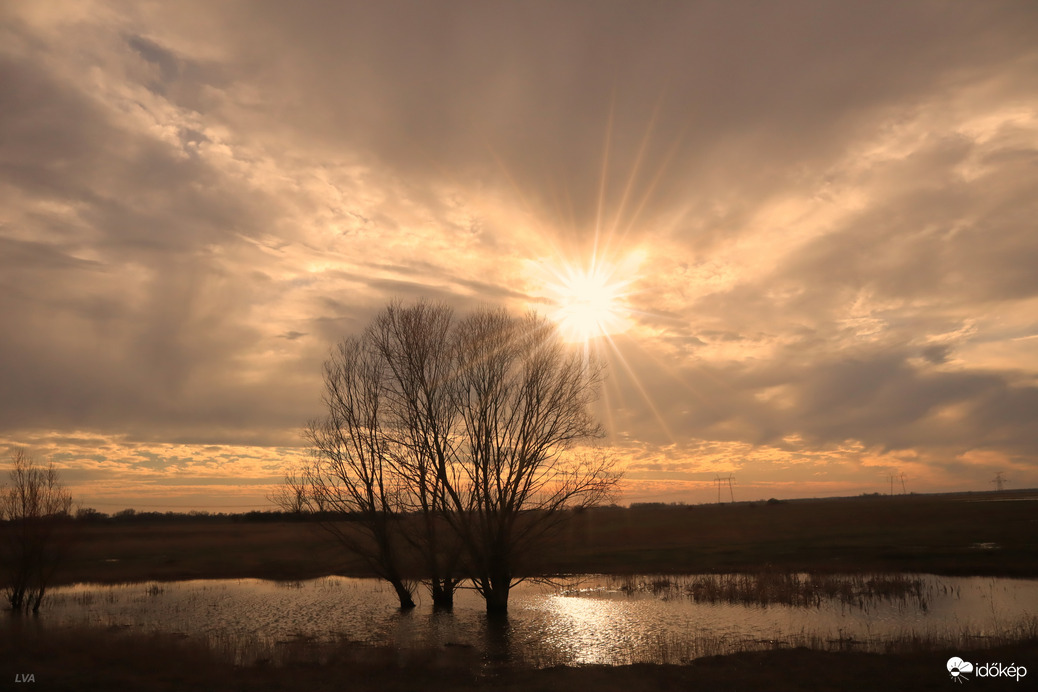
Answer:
537;593;637;664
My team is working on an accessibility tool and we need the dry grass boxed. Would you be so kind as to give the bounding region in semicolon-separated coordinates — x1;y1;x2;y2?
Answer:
3;620;1036;692
52;490;1038;588
57;520;348;585
541;490;1038;578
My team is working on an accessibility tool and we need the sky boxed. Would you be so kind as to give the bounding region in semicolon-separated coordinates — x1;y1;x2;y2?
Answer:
2;1;1037;511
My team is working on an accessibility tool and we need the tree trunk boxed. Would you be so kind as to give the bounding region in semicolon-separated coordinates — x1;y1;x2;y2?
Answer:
8;589;25;613
390;578;416;610
484;589;509;615
430;578;455;610
483;572;511;615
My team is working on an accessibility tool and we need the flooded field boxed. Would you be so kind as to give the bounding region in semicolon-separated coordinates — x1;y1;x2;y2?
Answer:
24;572;1038;666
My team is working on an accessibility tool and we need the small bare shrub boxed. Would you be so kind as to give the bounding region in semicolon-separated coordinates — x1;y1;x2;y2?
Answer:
0;450;74;613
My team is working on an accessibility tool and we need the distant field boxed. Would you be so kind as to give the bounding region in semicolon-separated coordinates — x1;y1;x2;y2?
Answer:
543;489;1038;578
56;489;1038;586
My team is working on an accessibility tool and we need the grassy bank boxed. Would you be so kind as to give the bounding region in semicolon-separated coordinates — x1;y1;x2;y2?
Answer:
3;622;1035;692
55;489;1038;586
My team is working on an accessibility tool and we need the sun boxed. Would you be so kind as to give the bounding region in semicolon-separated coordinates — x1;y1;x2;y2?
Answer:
544;259;635;344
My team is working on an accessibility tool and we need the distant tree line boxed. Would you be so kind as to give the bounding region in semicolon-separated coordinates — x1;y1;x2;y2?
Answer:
66;507;439;523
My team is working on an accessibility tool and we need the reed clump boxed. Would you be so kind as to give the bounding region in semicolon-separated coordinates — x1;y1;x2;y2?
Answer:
612;572;929;610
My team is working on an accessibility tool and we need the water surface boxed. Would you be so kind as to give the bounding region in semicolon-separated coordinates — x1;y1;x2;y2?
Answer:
33;573;1038;666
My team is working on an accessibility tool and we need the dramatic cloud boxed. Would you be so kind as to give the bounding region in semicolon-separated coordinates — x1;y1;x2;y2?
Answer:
2;1;1036;509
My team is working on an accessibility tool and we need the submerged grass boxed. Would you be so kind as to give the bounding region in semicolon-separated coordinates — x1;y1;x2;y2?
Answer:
516;610;1038;668
12;606;1032;671
629;617;1038;666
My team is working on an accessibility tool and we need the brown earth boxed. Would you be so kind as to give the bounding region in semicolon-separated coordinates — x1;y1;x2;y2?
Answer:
2;623;1035;692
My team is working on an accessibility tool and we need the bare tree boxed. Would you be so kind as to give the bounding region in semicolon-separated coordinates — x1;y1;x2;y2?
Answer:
368;302;464;609
1;450;74;614
290;336;418;609
268;467;310;515
277;302;619;614
442;310;617;614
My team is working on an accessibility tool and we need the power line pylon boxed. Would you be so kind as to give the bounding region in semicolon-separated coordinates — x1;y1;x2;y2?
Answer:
713;474;735;503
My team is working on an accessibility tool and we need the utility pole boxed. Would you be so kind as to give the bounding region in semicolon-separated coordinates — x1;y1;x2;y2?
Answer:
899;472;908;495
726;474;735;503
